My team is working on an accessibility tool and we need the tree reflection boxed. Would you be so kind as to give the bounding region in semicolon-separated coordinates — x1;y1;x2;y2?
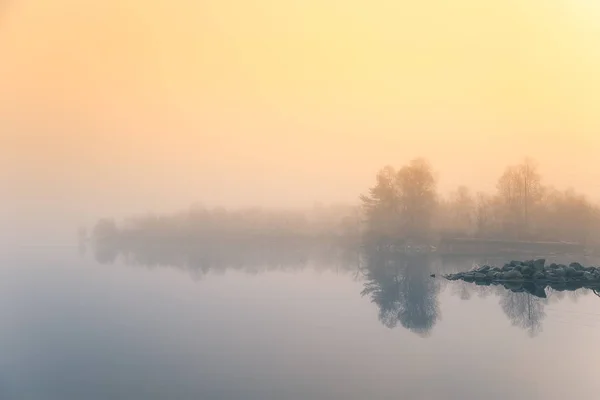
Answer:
91;230;362;279
361;246;440;337
444;258;600;337
500;292;547;337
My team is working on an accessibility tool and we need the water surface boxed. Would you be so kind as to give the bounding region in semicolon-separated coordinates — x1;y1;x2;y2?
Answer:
2;245;600;399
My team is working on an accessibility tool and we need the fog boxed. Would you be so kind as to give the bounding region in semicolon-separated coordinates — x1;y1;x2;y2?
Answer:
2;0;600;244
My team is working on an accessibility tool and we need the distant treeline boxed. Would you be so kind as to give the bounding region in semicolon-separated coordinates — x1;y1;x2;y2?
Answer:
90;157;600;257
362;157;600;247
90;204;361;264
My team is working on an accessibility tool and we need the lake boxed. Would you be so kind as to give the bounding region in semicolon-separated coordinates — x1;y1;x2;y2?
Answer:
2;244;600;400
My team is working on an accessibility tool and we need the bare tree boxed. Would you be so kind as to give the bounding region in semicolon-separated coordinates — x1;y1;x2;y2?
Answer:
447;185;475;235
496;158;542;239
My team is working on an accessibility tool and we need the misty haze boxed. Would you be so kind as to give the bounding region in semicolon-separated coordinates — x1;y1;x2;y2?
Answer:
3;1;600;399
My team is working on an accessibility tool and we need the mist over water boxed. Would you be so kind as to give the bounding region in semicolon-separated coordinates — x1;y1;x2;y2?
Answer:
2;0;600;245
2;241;600;399
3;0;600;398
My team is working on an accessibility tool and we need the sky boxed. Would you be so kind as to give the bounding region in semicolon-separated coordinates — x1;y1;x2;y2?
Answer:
2;0;600;241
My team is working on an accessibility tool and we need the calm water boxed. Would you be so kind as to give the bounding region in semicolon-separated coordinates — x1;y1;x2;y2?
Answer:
2;244;600;400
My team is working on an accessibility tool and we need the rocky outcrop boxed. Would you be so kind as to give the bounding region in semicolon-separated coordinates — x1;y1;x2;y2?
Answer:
444;259;600;298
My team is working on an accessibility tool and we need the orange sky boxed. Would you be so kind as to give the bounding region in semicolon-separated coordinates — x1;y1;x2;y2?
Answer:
2;0;600;236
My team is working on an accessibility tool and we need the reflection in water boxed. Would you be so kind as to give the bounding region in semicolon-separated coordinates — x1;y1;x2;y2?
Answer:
93;235;361;278
360;246;440;337
91;236;600;337
500;292;546;337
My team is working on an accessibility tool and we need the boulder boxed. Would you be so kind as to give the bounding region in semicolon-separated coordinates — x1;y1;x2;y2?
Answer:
532;271;545;280
533;259;545;270
473;273;486;279
478;265;491;273
565;267;578;277
570;262;584;271
520;266;532;277
510;260;522;267
503;270;523;280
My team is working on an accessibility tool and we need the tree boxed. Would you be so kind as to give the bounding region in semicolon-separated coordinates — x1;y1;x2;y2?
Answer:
536;187;593;243
496;158;542;239
361;158;437;242
447;185;475;235
360;165;400;238
474;192;493;237
396;158;437;240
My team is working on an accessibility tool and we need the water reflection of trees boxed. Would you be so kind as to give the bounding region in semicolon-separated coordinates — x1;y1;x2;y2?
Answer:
92;233;362;279
447;274;597;337
92;230;599;338
361;246;440;337
500;292;546;337
443;255;600;336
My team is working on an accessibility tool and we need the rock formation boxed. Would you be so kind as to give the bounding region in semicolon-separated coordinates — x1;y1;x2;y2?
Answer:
444;259;600;298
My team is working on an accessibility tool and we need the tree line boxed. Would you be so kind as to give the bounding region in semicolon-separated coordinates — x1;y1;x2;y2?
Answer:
361;157;600;246
90;156;599;253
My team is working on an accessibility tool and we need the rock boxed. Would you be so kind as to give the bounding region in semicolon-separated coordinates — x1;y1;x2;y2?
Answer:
533;259;545;270
510;260;522;267
523;260;535;268
430;274;436;278
533;271;545;280
546;273;558;281
503;270;523;280
504;281;524;290
565;267;578;277
570;262;584;271
520;266;532;276
444;260;600;289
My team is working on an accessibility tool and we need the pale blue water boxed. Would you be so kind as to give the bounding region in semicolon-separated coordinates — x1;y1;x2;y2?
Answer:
2;245;600;399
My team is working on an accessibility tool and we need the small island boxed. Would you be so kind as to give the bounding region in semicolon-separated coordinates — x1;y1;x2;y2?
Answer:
444;259;600;298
